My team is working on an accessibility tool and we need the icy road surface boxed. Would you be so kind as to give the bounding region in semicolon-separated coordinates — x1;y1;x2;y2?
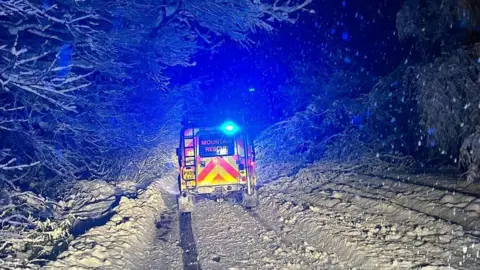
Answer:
143;194;345;270
49;165;480;269
142;165;480;270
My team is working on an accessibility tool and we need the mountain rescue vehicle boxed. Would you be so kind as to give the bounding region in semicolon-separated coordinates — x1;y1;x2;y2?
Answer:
176;117;258;213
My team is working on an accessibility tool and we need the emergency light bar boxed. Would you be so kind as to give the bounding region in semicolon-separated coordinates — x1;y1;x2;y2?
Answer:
220;121;240;135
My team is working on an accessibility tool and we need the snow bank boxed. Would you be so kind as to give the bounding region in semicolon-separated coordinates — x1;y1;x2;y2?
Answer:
45;175;174;269
60;180;118;221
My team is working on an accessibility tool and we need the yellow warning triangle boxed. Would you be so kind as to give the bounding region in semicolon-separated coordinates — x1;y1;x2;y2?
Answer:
213;173;225;181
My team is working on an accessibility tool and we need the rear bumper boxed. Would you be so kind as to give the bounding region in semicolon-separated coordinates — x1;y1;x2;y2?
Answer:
188;184;245;196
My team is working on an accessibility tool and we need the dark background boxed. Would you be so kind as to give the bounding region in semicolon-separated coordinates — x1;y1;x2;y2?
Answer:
169;0;414;133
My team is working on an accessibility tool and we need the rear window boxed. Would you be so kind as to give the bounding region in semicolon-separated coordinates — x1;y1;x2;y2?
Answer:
199;134;235;157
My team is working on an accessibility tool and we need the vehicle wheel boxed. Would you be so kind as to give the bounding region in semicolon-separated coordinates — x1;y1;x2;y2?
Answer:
178;193;194;213
242;189;259;209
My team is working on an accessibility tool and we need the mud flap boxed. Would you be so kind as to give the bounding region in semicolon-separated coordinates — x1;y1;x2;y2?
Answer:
178;194;194;213
242;189;259;209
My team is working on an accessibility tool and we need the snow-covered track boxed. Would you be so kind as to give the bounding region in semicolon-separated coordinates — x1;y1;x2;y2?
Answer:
256;166;480;269
51;167;480;269
190;198;346;269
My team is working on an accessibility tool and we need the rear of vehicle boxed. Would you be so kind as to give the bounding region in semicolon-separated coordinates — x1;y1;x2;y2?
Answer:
176;118;258;213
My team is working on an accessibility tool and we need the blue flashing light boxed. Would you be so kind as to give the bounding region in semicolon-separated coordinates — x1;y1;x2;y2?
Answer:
249;87;255;92
220;121;240;135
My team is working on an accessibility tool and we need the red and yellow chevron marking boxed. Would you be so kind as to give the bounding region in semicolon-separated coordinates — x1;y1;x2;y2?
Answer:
184;128;199;137
184;129;193;137
185;148;195;157
185;138;194;148
197;156;240;186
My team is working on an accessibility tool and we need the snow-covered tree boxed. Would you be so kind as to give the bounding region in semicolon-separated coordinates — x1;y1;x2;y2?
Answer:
396;0;480;56
0;0;311;267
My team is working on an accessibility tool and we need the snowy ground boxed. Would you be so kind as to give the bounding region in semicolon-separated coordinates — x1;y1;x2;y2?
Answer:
44;177;171;269
255;167;480;269
47;164;480;269
143;196;345;270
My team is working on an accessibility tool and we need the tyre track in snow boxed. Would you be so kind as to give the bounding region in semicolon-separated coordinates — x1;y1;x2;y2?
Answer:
365;173;480;198
140;193;184;270
180;212;202;270
304;175;480;236
141;195;203;270
256;168;480;269
299;169;480;236
350;174;480;232
143;194;343;270
191;198;345;270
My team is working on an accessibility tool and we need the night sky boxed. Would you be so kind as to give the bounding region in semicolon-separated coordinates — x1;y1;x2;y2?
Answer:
169;0;414;132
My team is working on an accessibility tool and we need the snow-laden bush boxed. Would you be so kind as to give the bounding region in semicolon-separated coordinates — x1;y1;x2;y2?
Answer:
460;126;480;183
254;68;356;182
396;0;480;58
254;69;414;181
365;44;480;179
255;104;414;182
396;0;480;42
0;186;74;268
321;127;414;174
396;0;457;42
255;105;324;182
415;48;480;156
0;179;141;268
366;65;419;157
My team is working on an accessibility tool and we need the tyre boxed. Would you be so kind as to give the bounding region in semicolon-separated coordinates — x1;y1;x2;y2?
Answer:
178;194;194;213
241;189;259;209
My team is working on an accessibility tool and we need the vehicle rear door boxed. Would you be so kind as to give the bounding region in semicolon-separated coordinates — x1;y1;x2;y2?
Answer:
196;132;241;186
